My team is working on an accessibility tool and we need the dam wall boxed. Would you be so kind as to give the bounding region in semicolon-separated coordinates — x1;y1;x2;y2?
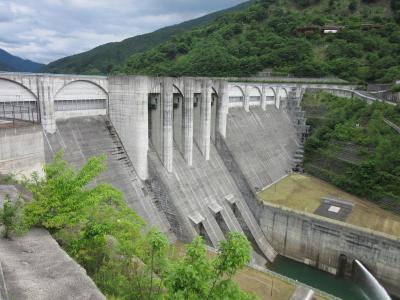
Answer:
0;125;44;178
148;140;277;262
259;202;400;298
44;116;174;239
224;106;298;191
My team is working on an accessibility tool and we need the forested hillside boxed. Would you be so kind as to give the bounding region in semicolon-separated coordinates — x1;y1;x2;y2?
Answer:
42;1;253;75
122;0;400;83
302;92;400;211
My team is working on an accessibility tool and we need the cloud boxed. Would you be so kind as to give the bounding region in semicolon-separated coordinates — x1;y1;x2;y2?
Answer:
0;0;246;64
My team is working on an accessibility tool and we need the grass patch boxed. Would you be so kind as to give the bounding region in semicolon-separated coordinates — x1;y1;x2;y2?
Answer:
258;173;400;237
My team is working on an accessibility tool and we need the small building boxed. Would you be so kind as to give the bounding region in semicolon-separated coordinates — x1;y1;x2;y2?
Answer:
322;25;342;34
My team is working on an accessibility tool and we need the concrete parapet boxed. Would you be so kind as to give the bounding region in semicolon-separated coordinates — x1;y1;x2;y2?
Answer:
290;286;314;300
0;259;8;300
0;228;106;300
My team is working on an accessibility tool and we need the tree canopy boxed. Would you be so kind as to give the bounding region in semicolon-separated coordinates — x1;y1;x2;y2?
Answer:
121;0;400;84
302;92;400;210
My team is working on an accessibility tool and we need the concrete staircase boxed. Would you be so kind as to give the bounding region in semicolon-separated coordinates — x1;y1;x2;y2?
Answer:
292;144;305;170
44;116;175;240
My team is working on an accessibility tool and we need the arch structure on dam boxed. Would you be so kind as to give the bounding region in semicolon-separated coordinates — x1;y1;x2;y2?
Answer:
0;72;108;133
227;83;291;111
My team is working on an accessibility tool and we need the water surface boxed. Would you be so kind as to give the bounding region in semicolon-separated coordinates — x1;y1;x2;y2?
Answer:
270;256;370;300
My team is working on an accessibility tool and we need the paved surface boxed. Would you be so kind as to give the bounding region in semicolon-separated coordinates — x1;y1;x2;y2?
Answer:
314;197;354;222
0;228;105;300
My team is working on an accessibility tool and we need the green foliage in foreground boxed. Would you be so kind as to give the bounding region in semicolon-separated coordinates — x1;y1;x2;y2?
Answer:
302;92;400;208
121;0;400;84
23;152;255;299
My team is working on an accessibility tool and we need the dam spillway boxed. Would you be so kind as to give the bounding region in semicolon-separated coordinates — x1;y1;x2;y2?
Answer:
225;106;299;191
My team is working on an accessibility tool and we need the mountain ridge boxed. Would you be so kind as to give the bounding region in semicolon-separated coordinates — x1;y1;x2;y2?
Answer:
43;1;254;75
0;48;44;73
120;0;400;83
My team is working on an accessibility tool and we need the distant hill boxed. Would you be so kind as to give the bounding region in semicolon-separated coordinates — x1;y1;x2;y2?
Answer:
121;0;400;84
0;48;44;73
43;1;254;75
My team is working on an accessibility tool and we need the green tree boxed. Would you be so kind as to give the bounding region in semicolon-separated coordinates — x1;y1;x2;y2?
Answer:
166;233;255;300
0;196;25;239
22;153;258;299
302;91;400;209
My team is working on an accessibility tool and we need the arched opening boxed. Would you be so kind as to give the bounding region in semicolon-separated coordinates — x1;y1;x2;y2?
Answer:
210;87;219;143
249;86;262;106
228;85;244;107
54;80;108;118
265;87;276;105
0;78;38;122
173;85;184;154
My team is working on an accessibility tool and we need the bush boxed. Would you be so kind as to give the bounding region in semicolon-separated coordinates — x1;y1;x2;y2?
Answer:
0;195;25;239
22;152;255;299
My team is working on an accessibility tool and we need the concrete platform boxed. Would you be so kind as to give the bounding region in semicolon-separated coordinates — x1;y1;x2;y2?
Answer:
0;228;105;300
314;197;354;221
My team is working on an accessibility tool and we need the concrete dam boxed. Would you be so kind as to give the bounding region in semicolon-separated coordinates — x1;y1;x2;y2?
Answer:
0;73;309;260
1;72;399;297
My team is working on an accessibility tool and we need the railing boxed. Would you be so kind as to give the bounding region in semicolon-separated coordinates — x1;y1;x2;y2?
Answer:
384;118;400;134
249;264;342;300
304;87;398;105
0;260;8;300
0;103;39;125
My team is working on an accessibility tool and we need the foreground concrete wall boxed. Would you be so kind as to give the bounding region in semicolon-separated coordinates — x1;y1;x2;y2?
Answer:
0;228;105;300
259;202;400;298
0;125;45;178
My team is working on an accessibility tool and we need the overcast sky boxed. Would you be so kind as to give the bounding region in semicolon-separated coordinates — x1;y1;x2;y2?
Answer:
0;0;245;64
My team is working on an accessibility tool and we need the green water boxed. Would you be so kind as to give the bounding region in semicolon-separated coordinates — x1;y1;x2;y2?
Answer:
269;256;369;300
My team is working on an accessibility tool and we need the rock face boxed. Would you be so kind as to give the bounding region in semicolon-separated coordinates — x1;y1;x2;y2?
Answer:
0;228;105;300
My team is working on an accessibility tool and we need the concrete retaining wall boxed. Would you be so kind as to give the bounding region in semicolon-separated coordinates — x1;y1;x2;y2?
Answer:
0;125;44;178
259;202;400;298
